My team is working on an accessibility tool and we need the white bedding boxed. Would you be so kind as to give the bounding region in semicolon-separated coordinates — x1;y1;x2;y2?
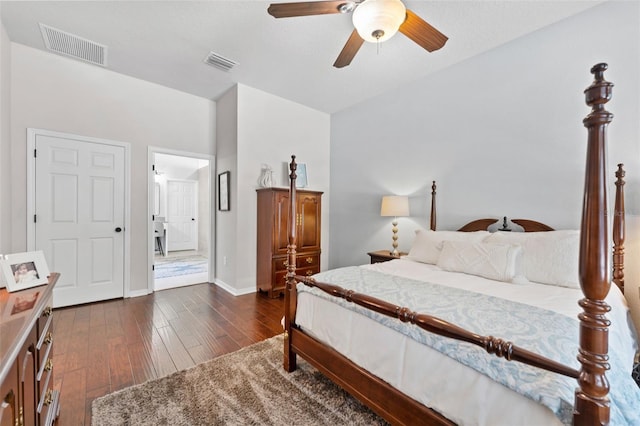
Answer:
294;258;638;425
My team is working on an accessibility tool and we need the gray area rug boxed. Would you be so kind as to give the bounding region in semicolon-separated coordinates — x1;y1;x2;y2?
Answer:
91;335;387;425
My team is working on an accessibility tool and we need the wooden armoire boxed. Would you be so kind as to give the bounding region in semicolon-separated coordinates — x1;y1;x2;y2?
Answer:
256;188;322;297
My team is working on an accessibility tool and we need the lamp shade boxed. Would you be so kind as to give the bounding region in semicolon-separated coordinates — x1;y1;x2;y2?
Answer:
380;195;410;217
352;0;406;43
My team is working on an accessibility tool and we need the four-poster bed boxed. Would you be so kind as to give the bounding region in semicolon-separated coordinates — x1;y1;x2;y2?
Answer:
282;64;639;425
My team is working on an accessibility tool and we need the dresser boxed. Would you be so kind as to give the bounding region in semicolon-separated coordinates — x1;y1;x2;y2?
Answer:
256;188;322;298
0;273;60;426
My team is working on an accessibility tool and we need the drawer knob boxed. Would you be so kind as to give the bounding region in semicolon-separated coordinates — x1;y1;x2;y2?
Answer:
44;390;53;406
305;257;313;264
283;260;288;267
306;270;314;276
45;359;53;372
42;306;52;317
44;332;53;345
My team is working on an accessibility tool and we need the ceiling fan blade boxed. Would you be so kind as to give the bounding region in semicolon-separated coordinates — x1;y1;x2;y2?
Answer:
268;1;350;18
333;29;365;68
399;9;448;52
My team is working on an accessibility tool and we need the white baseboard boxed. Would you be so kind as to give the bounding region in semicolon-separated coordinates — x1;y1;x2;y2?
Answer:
128;288;152;298
213;279;256;296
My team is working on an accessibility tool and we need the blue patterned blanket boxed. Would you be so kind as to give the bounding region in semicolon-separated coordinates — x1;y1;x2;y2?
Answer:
299;267;640;425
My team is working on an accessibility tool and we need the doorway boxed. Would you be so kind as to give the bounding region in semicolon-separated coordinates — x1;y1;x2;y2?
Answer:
149;148;214;292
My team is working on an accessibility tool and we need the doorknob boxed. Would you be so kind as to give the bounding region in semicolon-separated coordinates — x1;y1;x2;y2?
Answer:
191;218;195;221
115;227;122;232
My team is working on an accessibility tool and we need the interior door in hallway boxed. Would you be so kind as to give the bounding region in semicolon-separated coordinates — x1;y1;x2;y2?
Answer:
34;132;125;307
166;179;198;252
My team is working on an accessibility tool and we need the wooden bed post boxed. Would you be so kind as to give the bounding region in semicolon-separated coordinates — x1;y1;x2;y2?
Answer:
430;181;437;231
613;163;625;293
284;155;298;372
574;63;613;425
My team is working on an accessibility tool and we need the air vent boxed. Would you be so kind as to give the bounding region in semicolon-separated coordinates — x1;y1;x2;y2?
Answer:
203;51;238;72
39;23;107;67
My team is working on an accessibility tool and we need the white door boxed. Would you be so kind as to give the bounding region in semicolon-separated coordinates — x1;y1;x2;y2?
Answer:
34;133;125;307
166;179;198;252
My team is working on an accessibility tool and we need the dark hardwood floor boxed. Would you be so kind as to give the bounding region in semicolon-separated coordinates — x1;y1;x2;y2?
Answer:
52;283;284;425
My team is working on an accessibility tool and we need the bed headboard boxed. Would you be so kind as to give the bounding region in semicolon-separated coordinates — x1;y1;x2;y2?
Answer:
457;217;554;232
427;166;626;294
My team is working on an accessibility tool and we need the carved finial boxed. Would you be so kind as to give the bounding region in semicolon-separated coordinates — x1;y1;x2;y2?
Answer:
289;154;297;178
591;63;608;81
615;163;625;181
584;62;613;113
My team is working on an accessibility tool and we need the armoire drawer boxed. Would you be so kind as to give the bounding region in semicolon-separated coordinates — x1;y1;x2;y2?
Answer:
273;253;320;272
273;265;320;290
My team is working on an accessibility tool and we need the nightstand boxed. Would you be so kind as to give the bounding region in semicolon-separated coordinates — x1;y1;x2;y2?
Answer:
367;250;407;264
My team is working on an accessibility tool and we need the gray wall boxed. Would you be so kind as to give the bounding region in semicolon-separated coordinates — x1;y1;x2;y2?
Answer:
0;20;11;253
330;0;639;268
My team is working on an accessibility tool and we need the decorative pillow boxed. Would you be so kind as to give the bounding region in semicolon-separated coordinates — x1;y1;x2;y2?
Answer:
436;240;523;283
406;230;490;265
485;230;580;288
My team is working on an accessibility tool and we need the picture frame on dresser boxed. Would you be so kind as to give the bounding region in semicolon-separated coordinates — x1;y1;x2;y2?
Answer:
218;171;230;211
0;250;50;292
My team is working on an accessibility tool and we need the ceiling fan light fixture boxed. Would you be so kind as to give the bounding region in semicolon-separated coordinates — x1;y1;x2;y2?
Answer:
352;0;406;43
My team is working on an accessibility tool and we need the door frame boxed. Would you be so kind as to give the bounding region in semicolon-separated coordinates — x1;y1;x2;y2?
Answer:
147;147;215;294
26;128;132;296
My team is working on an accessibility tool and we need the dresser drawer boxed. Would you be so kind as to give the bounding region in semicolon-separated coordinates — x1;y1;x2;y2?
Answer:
273;253;320;271
37;383;59;426
36;295;56;426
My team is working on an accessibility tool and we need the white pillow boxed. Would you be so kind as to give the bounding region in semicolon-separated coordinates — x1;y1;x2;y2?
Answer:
406;230;490;265
437;240;523;283
485;230;580;288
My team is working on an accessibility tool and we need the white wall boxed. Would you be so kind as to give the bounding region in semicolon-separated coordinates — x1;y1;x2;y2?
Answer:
214;86;238;292
197;164;210;254
0;19;11;253
330;1;640;329
10;43;215;293
215;83;330;295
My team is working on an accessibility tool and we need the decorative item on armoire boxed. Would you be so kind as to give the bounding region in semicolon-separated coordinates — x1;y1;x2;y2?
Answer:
258;164;274;188
282;162;308;188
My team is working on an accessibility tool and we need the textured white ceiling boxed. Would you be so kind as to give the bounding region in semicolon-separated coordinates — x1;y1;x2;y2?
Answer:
0;1;603;113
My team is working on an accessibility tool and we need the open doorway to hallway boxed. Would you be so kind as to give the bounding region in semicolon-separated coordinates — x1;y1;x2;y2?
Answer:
150;149;214;291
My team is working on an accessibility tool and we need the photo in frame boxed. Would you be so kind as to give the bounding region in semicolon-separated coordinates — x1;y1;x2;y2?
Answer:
0;250;50;292
218;171;230;211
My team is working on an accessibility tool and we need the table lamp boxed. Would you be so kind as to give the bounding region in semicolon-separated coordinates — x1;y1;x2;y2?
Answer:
380;195;410;256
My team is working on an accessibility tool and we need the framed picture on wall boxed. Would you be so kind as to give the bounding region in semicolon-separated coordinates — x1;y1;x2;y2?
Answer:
218;171;230;211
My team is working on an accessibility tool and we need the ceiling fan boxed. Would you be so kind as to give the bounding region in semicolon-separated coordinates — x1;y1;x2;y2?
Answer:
267;0;448;68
